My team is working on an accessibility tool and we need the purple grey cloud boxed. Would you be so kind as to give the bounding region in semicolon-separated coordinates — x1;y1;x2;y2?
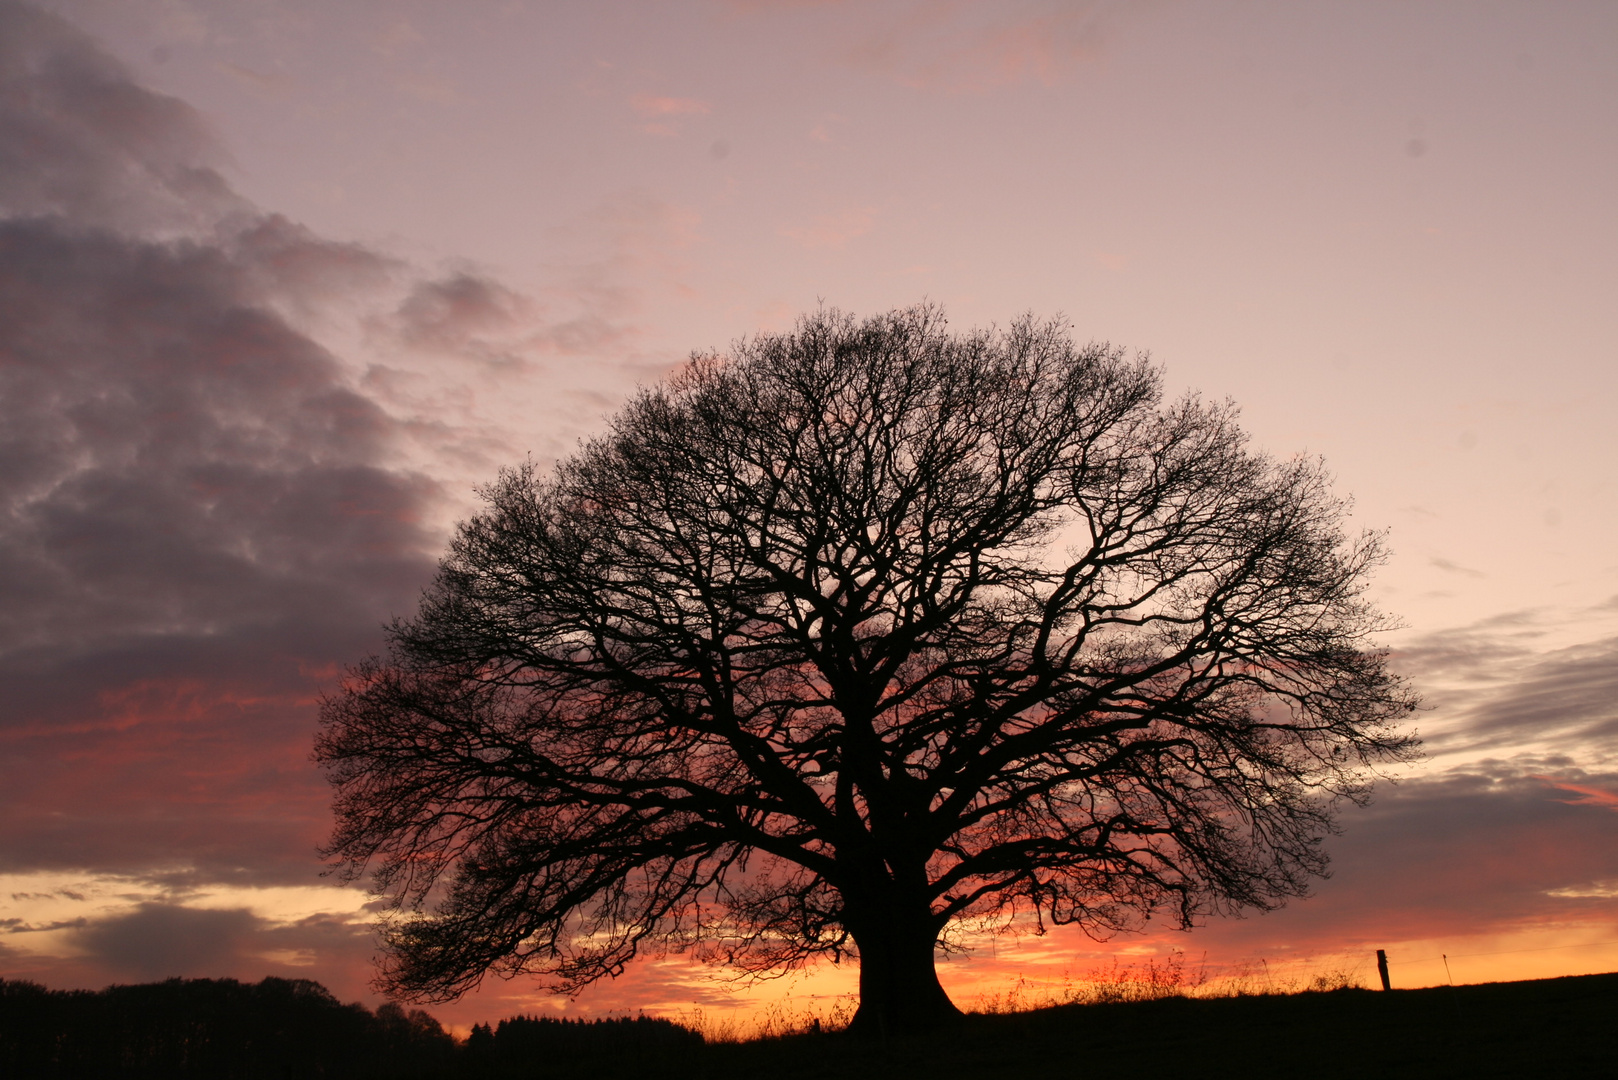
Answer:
0;1;243;231
0;0;441;889
73;903;261;981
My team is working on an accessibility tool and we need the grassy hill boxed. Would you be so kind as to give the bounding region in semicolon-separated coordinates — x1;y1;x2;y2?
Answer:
4;971;1613;1079
661;972;1618;1080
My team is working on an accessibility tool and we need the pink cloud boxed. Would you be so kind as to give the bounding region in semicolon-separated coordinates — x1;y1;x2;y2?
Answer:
1535;777;1618;811
779;207;875;250
842;2;1113;91
628;93;711;118
627;94;712;136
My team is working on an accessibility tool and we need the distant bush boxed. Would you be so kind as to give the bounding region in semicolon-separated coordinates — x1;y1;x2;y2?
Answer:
463;1014;703;1075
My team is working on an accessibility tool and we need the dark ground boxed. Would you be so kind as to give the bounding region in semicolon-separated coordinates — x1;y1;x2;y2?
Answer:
632;972;1618;1080
4;971;1613;1078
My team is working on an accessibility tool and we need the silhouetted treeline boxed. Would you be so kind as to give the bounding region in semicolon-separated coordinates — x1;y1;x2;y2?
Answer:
0;976;457;1079
0;975;705;1079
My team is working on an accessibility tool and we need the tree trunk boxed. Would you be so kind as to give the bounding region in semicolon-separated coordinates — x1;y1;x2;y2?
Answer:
844;906;961;1036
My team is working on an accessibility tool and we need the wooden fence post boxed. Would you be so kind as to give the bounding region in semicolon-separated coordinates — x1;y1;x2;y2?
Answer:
1376;949;1391;991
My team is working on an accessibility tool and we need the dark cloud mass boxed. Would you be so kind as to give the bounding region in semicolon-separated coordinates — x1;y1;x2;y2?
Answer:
388;273;535;366
74;903;261;981
1391;616;1618;762
0;219;428;657
50;902;380;993
1236;762;1618;942
1454;636;1618;753
0;2;242;231
0;0;440;889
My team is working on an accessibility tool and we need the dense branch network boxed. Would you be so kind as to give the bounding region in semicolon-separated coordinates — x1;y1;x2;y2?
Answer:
317;305;1417;1027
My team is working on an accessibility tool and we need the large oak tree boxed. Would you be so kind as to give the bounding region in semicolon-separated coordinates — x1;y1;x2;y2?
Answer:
317;306;1417;1033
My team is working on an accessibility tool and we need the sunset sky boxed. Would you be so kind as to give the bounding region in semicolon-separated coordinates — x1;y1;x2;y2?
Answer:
3;0;1617;1031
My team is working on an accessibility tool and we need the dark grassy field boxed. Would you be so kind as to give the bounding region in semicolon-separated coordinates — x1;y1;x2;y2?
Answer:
5;971;1612;1078
622;972;1618;1080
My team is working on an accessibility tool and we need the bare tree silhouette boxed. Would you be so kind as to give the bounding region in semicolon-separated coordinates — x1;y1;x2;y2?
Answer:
317;306;1417;1033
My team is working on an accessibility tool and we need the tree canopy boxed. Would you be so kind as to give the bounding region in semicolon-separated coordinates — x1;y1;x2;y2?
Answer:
317;306;1418;1033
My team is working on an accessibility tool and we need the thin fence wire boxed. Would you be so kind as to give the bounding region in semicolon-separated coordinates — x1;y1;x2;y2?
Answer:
1389;939;1618;966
